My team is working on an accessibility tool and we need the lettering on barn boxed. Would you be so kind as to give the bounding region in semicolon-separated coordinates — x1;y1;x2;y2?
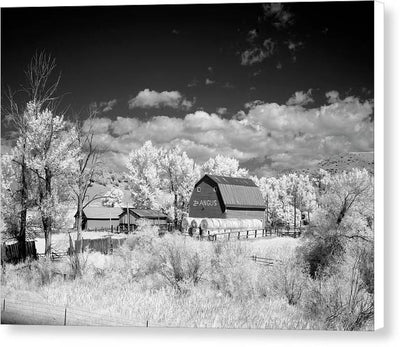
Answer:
192;199;218;207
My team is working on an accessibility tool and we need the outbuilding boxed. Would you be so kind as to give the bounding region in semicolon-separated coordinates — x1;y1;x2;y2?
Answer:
188;174;266;227
75;206;123;231
119;208;169;232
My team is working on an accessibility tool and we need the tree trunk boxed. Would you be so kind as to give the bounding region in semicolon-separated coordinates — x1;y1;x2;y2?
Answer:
76;196;83;241
18;155;28;261
43;167;52;256
293;195;297;231
174;193;178;228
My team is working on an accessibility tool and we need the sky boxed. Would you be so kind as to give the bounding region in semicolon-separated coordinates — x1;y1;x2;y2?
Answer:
1;1;374;177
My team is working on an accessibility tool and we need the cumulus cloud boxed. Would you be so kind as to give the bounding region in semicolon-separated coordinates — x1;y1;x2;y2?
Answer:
216;107;227;115
88;95;374;176
244;100;265;109
326;90;340;104
128;89;193;110
262;3;294;29
286;89;314;106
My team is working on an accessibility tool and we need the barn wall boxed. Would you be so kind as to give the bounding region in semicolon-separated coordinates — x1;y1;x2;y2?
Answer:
86;219;119;230
224;209;265;228
119;213;137;225
189;181;224;218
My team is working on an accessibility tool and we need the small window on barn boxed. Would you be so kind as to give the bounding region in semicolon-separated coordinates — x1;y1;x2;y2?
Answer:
197;187;201;192
213;187;217;192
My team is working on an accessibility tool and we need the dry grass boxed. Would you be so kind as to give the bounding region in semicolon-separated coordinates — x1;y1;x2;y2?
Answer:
1;233;371;330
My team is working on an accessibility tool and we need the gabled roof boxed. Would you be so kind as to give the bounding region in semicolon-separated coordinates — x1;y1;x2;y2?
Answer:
82;206;123;219
196;174;265;209
120;208;168;219
207;175;258;187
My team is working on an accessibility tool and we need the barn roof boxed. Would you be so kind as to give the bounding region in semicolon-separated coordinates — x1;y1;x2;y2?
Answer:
83;206;123;219
197;175;265;209
120;208;168;219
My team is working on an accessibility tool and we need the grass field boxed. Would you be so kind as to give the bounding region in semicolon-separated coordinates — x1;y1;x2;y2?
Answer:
1;230;372;330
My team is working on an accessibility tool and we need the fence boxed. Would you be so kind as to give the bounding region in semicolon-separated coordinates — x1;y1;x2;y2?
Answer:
73;236;127;255
249;255;281;266
1;297;148;327
184;226;304;242
1;241;37;265
198;228;275;242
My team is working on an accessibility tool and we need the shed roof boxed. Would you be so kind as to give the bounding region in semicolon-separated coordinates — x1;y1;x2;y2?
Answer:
120;208;168;219
82;206;123;219
197;174;265;209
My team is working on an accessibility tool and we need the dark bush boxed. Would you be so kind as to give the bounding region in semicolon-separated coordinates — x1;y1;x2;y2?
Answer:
298;231;344;278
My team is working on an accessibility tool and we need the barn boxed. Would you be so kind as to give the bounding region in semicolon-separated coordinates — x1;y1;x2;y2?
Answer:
188;174;266;226
119;208;169;232
76;206;123;231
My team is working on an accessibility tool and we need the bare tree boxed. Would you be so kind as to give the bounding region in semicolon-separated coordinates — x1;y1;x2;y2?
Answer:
70;108;106;242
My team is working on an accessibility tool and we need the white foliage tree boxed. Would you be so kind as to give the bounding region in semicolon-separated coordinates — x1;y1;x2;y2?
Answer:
160;146;200;225
24;101;79;255
102;187;124;207
201;155;248;177
126;141;164;210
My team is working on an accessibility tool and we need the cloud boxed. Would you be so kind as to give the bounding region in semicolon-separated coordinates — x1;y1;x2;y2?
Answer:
222;82;235;89
247;29;258;43
244;100;264;109
205;78;215;85
262;3;294;29
187;79;198;88
90;99;117;113
326;90;340;104
128;89;193;110
286;89;314;106
88;94;374;175
286;40;304;62
241;39;275;66
263;38;276;55
216;107;227;115
241;47;267;66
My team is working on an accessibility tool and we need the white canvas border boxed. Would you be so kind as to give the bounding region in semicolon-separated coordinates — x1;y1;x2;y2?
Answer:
0;0;395;346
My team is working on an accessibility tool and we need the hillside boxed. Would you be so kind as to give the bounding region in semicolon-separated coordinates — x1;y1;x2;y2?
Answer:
281;152;374;177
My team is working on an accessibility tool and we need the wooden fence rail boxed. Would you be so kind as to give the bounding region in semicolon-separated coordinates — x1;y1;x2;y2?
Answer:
1;241;37;265
1;297;146;326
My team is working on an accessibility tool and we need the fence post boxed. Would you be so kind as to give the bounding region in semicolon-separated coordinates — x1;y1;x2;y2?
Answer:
146;320;149;327
64;308;67;326
255;230;257;238
2;298;5;311
238;231;240;240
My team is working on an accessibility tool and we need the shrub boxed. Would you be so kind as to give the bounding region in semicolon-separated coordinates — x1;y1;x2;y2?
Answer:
209;241;259;300
154;234;210;293
301;253;374;330
267;253;309;306
298;230;344;278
